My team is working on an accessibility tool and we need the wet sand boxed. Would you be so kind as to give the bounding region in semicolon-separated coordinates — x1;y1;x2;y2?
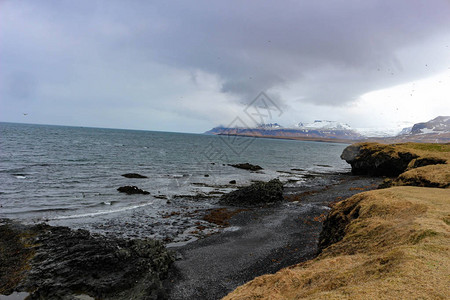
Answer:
166;174;382;300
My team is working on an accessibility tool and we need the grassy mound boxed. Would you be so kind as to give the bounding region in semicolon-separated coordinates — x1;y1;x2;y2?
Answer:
224;187;450;299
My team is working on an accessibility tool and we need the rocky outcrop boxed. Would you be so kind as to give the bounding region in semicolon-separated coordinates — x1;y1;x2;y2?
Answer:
341;142;449;188
340;143;418;176
117;186;150;195
228;163;263;171
220;179;283;206
121;173;148;178
224;187;450;299
0;221;174;300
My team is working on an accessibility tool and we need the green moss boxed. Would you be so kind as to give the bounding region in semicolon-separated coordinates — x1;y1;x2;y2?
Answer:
401;143;450;153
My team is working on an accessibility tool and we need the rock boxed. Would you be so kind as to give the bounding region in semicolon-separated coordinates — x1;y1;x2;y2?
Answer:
1;222;174;299
228;163;263;171
220;179;283;206
117;186;150;195
229;180;236;184
121;173;148;178
204;174;209;177
341;143;418;176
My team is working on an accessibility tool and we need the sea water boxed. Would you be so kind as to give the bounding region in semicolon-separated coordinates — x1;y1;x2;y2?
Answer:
0;122;350;242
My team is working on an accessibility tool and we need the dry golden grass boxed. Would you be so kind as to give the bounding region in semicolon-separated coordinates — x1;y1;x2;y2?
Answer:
389;143;449;188
224;187;450;300
393;164;450;188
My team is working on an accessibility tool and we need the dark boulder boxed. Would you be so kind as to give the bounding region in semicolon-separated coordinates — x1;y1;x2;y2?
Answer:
229;180;236;184
228;163;263;171
220;179;283;206
341;143;418;176
121;173;148;178
117;186;150;195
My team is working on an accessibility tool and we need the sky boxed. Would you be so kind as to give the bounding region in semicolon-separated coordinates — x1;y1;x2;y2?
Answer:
1;0;449;134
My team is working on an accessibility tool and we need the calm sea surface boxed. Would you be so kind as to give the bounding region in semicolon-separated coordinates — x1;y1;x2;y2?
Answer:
0;122;350;242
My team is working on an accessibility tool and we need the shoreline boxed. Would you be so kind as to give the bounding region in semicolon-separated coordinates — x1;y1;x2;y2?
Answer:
0;173;382;299
165;173;382;299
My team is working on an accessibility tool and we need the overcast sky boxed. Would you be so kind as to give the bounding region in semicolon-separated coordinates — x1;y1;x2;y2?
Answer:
1;0;449;133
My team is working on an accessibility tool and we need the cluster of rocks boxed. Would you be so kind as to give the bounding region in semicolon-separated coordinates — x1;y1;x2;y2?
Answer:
220;179;284;206
0;221;174;300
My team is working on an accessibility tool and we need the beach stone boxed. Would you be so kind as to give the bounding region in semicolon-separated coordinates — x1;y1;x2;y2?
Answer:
228;163;263;171
1;222;174;300
220;179;283;206
117;186;150;195
121;173;148;178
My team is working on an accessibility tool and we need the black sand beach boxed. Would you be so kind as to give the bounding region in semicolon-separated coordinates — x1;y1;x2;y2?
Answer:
166;174;382;299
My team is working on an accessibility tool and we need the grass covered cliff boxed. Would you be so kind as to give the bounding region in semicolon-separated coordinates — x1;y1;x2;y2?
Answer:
224;143;450;299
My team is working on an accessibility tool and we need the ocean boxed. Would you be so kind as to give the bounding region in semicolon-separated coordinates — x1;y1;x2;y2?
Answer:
0;122;350;244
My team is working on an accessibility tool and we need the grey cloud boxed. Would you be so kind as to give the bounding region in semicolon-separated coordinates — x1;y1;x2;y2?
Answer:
1;0;449;130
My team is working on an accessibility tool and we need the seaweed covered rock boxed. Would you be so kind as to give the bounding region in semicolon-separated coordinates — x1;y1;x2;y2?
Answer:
228;163;263;171
1;222;174;300
121;173;148;178
117;186;150;195
220;179;283;206
341;143;418;176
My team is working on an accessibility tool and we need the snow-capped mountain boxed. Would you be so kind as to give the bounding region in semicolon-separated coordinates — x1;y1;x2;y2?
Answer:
205;116;450;143
292;120;352;130
407;116;450;135
205;120;362;140
398;127;413;135
256;123;282;129
354;128;403;137
373;116;450;143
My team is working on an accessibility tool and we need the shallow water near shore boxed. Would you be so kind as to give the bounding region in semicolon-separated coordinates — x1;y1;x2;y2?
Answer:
0;122;350;243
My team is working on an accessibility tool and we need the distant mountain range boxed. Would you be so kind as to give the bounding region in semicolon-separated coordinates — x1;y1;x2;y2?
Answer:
205;116;450;143
379;116;450;143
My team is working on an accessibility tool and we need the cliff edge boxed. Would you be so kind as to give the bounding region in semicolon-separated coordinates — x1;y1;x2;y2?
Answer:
224;143;450;300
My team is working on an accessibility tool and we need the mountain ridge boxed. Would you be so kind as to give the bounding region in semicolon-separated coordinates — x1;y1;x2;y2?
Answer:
205;116;450;143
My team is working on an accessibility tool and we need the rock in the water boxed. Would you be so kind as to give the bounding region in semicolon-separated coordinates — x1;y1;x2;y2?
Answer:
220;179;283;206
229;180;236;184
341;143;418;176
121;173;148;178
228;163;263;171
117;186;150;195
1;222;174;300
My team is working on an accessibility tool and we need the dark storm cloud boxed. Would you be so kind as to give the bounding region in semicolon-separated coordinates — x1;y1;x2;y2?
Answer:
133;0;450;103
1;0;449;130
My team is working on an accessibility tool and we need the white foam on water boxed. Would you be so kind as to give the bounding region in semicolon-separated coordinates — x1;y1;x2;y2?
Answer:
50;202;154;220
